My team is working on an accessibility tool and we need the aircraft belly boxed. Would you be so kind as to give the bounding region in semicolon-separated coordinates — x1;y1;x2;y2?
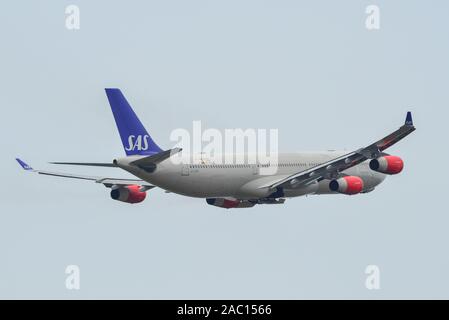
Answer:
121;158;386;199
144;168;253;198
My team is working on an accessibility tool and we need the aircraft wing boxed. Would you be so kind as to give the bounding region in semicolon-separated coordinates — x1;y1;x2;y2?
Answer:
260;112;416;190
48;148;182;170
16;158;155;189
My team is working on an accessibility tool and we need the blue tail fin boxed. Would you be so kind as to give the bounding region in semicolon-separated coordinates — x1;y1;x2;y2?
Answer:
405;111;413;126
105;88;163;156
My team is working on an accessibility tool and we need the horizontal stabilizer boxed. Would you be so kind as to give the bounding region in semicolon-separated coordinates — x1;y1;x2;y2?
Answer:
131;148;182;167
49;162;117;167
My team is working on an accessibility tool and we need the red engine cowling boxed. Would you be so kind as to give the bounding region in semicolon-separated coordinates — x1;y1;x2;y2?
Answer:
206;198;255;209
369;156;403;175
110;185;146;203
329;176;364;195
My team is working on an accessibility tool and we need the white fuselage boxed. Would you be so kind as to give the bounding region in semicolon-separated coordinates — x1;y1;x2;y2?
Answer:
115;151;386;200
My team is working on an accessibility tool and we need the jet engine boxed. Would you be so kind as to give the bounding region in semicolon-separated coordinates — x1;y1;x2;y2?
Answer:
329;176;364;195
369;155;403;175
206;198;255;209
110;185;147;203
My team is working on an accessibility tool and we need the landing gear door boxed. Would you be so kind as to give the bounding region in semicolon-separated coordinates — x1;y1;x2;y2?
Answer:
181;164;190;176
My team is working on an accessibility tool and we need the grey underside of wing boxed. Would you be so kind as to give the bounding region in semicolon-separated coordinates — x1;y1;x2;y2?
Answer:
264;122;416;190
36;170;154;188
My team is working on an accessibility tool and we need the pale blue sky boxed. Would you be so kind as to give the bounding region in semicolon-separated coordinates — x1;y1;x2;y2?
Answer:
1;0;448;299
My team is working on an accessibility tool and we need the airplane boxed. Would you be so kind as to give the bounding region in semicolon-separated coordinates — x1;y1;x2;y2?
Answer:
16;88;416;209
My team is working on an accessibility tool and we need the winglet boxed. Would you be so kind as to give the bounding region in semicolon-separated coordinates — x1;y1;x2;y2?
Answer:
16;158;33;171
405;111;413;126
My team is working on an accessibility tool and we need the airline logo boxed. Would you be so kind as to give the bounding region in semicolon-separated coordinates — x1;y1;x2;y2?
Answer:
125;135;150;151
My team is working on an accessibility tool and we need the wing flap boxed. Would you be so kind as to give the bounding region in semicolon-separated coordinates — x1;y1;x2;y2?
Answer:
130;148;182;166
